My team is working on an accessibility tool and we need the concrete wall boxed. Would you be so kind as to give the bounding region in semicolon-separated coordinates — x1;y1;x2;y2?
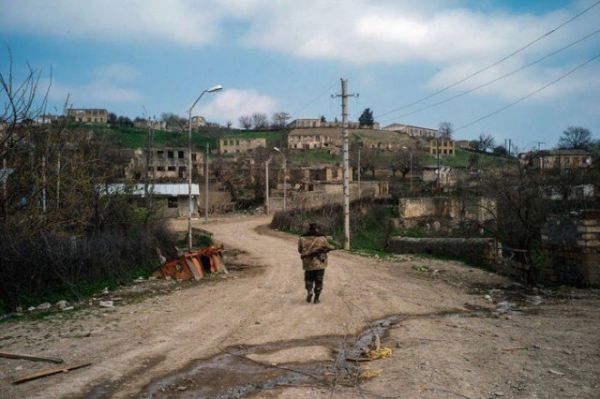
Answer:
198;190;233;213
269;181;386;212
540;210;600;286
398;197;496;224
387;237;499;267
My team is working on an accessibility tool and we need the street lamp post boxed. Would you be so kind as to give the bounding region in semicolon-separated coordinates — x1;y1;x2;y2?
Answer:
187;84;223;251
205;143;209;223
273;147;287;212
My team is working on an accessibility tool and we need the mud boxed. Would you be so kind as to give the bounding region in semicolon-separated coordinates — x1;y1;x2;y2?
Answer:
134;311;476;399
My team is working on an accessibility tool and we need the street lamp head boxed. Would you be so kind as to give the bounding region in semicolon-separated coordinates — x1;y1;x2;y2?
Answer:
206;84;223;93
273;147;281;152
402;146;408;150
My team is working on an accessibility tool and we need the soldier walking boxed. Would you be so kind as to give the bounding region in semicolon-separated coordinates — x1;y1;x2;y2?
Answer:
298;223;335;304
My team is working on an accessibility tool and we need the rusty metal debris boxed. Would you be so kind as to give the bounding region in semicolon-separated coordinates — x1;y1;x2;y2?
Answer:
154;246;228;281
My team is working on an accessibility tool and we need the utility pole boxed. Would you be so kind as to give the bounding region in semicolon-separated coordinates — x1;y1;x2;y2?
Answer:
205;143;209;223
187;110;194;251
185;84;223;251
282;156;287;212
436;137;441;192
265;158;270;215
357;145;361;199
334;79;357;251
148;117;155;210
143;107;151;208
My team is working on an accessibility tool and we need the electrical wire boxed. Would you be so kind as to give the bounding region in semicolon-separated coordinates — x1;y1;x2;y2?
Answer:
375;0;600;119
377;28;600;123
455;52;600;132
295;81;338;116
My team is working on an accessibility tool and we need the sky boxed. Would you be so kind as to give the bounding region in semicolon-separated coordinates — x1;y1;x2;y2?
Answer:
1;0;599;151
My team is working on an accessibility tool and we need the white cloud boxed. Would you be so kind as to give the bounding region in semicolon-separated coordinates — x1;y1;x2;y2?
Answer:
44;64;143;107
2;0;598;103
197;88;277;126
0;0;219;46
427;58;600;102
93;64;140;81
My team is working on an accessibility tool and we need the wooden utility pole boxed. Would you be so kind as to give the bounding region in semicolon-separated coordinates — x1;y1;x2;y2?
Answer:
334;79;357;250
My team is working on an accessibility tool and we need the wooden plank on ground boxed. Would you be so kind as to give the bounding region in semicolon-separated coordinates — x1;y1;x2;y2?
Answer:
0;352;63;364
12;363;91;385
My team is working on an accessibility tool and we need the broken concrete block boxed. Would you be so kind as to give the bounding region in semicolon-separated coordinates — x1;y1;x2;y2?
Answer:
55;300;68;310
99;301;114;308
36;303;51;311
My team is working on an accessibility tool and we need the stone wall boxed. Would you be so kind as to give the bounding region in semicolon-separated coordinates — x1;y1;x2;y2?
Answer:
540;210;600;286
269;181;386;212
387;237;499;267
398;197;495;224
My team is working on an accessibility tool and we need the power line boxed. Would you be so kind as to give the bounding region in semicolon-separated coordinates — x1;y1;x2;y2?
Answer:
378;28;600;123
455;52;600;132
295;81;338;116
376;0;600;119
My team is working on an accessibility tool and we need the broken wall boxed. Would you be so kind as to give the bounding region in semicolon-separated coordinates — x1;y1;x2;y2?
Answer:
398;197;496;224
540;210;600;286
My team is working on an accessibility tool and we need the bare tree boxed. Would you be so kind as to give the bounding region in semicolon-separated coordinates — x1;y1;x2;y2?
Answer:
161;112;187;131
438;121;454;140
239;115;252;130
360;148;382;177
272;112;291;129
558;126;593;150
474;134;495;152
252;113;269;130
391;151;420;179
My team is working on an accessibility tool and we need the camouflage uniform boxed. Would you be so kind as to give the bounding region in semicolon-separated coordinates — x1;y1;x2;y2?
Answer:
298;226;335;304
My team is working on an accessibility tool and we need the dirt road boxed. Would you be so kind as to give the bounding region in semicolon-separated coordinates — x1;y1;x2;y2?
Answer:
1;216;599;398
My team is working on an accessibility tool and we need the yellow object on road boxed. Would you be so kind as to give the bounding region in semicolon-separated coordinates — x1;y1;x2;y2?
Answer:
367;347;392;360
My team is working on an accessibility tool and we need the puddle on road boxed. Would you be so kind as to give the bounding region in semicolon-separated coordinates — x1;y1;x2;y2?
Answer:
82;310;483;399
137;313;420;399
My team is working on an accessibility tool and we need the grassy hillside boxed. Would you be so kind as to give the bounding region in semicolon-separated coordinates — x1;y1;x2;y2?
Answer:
419;148;508;168
91;125;288;151
289;149;340;165
220;130;288;147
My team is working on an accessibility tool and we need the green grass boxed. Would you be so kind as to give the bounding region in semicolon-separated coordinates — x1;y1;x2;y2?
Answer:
223;130;287;147
418;148;508;168
289;149;340;165
91;126;287;151
105;126;218;149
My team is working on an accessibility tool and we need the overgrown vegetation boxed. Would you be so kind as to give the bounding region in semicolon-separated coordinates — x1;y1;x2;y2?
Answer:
96;125;287;151
0;60;177;312
289;149;339;165
418;148;507;168
271;198;397;252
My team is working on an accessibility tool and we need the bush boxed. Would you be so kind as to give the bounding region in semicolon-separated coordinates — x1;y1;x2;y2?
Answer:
271;198;396;252
0;222;176;311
